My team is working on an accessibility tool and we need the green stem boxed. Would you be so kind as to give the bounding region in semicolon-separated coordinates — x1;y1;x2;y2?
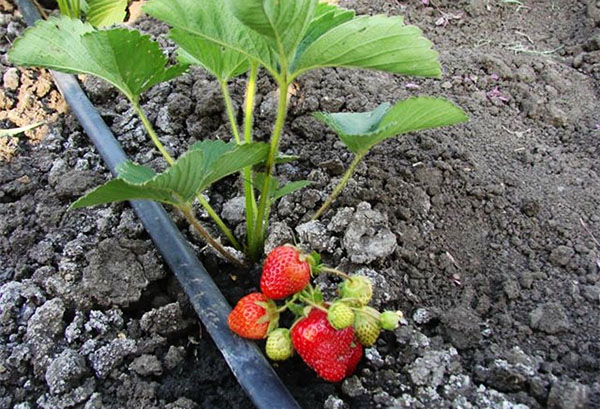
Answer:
299;296;328;313
220;80;241;144
57;0;70;17
180;203;244;267
132;100;241;250
196;195;242;250
312;152;365;220
353;306;381;321
242;62;259;251
132;100;175;166
276;293;299;313
248;80;289;259
243;63;259;144
317;266;352;281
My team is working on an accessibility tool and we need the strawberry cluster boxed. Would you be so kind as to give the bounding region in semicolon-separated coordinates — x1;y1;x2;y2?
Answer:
227;245;403;382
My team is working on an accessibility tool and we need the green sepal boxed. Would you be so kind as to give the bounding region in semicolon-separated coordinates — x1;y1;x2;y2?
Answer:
287;302;306;317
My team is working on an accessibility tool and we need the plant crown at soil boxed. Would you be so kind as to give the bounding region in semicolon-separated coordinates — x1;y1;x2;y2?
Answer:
8;0;467;262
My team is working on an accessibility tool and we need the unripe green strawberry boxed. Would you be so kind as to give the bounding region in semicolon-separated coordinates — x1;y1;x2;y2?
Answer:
339;275;373;306
327;301;355;330
266;328;293;361
380;310;402;331
354;307;381;347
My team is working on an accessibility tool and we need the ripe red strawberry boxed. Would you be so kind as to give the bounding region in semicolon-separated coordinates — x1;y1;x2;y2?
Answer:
228;292;279;339
344;337;363;378
291;309;363;382
260;246;311;299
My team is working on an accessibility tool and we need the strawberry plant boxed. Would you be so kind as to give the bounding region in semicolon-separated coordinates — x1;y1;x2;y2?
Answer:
229;244;404;382
9;0;467;263
57;0;129;27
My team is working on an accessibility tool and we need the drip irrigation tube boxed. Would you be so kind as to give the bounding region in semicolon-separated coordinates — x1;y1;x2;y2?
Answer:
16;1;302;408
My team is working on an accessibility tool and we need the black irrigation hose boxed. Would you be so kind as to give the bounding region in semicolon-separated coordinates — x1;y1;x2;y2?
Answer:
16;1;302;408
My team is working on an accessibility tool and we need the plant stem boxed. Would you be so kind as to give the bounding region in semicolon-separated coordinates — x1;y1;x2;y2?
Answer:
57;0;70;16
219;80;241;144
243;63;259;144
73;0;80;18
242;62;259;251
299;297;328;313
276;293;299;313
180;203;244;267
317;266;352;281
132;100;175;166
249;80;289;259
132;100;241;250
312;152;365;220
196;194;242;250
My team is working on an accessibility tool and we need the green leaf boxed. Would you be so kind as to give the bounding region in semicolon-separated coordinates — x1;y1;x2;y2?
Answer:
273;180;312;201
72;149;206;209
8;17;186;101
144;0;279;76
116;161;156;184
253;172;279;198
73;141;270;209
315;103;391;147
292;15;441;79
86;0;128;27
171;28;249;81
315;97;468;155
253;173;311;200
0;121;44;138
295;2;354;59
190;140;270;191
228;0;317;61
70;178;176;208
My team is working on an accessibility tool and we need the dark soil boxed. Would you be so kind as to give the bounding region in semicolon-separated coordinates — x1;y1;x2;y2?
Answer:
1;0;599;408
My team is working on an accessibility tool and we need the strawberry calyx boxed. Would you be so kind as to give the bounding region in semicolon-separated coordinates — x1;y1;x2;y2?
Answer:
299;250;320;275
254;298;280;335
339;275;373;306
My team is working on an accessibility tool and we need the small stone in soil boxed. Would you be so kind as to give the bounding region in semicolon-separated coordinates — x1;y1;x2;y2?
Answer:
547;379;589;409
295;220;337;253
45;349;88;395
89;338;136;379
342;202;397;264
3;67;19;91
129;354;163;377
549;245;575;266
529;302;570;334
440;306;482;350
221;196;245;223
